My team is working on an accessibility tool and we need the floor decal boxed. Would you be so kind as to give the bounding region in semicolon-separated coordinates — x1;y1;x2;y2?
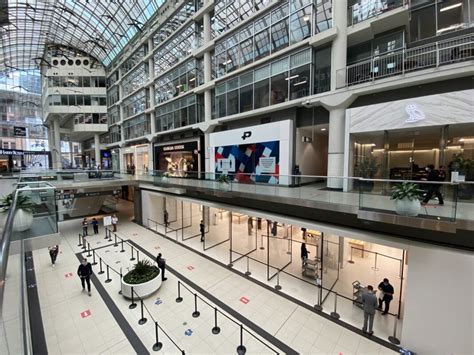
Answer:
240;296;250;304
64;272;74;278
186;265;194;271
154;298;162;305
80;309;91;318
184;329;193;336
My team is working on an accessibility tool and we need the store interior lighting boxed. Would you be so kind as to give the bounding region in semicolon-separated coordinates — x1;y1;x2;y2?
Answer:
439;2;463;12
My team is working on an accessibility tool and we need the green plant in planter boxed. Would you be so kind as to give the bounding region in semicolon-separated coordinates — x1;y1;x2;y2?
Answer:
449;154;473;180
356;156;379;178
123;260;160;284
0;192;35;213
390;182;424;201
218;174;230;184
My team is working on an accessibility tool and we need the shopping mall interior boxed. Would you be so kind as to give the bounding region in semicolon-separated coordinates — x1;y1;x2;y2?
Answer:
0;0;473;354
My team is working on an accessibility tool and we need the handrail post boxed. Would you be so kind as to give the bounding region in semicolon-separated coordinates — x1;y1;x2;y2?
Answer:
236;324;246;355
152;321;163;351
211;307;221;334
192;293;200;318
330;292;340;319
176;281;183;303
138;299;147;325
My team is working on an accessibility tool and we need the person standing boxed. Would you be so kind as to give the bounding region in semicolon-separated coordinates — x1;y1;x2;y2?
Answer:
362;285;378;335
421;164;444;205
301;242;309;268
91;218;99;235
164;210;169;228
112;214;118;232
77;258;93;296
156;253;168;281
378;278;394;315
200;220;205;242
81;217;88;236
48;245;59;267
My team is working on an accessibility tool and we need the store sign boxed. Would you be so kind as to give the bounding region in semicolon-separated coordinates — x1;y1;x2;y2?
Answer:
0;149;24;156
405;104;425;123
14;126;27;137
163;144;185;151
259;157;276;173
241;131;252;140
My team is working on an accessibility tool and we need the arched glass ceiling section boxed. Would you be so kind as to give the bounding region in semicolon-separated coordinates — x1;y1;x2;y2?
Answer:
0;0;165;73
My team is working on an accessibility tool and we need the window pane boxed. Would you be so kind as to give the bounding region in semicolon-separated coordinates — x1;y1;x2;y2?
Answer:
314;47;331;94
289;64;310;100
227;90;238;115
316;0;332;33
271;72;288;104
254;29;271;60
240;84;253;112
271;20;289;52
409;4;436;41
254;79;270;109
240;38;254;66
290;6;312;44
217;94;226;117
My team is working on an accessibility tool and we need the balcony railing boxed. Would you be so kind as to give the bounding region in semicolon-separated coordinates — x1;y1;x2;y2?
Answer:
338;34;474;87
347;0;405;26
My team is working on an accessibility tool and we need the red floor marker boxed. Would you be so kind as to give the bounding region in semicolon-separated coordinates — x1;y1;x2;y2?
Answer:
187;265;194;271
80;310;91;318
64;272;73;278
240;297;249;304
154;246;160;250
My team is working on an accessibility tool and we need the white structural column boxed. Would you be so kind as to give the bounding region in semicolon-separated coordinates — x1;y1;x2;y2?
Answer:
47;126;55;167
327;0;348;189
53;118;61;169
94;133;100;168
203;8;212;173
69;141;73;167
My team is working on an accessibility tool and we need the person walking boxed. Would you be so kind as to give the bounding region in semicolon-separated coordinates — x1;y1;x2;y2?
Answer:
112;214;118;232
200;220;205;242
77;258;93;296
155;253;168;281
91;218;99;235
378;278;394;315
301;242;309;268
48;245;59;267
81;217;88;236
421;164;444;205
362;285;378;335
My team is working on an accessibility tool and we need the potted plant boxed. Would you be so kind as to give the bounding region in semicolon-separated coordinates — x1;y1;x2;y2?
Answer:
0;192;35;232
217;174;230;190
121;260;162;299
449;154;473;199
355;156;379;192
390;182;424;216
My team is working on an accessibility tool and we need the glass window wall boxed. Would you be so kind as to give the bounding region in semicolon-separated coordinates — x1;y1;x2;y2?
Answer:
47;76;106;88
108;106;120;126
122;64;149;97
123;114;150;140
152;1;196;48
121;46;146;75
107;86;119;106
155;94;202;132
122;90;147;119
109;125;121;143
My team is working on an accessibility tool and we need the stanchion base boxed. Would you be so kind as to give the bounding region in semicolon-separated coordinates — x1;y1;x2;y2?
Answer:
236;345;247;355
314;305;323;311
138;318;148;325
330;312;340;319
130;257;136;261
120;249;125;253
228;263;233;267
87;253;92;257
98;271;104;275
244;271;251;276
371;267;379;271
348;260;355;264
286;251;291;255
108;238;112;242
175;297;183;303
129;303;137;309
212;326;221;335
105;279;112;283
192;311;200;318
388;336;401;345
114;244;118;247
77;243;82;247
259;247;264;250
118;291;122;295
275;285;282;291
104;236;108;240
152;342;163;351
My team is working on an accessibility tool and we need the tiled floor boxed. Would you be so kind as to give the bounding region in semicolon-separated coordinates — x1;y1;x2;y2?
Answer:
33;199;399;354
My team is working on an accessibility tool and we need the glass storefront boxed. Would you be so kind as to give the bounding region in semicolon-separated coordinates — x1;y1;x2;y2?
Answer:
122;144;150;174
154;140;200;176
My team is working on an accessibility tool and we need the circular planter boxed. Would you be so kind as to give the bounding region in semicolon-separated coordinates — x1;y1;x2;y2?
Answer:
395;198;421;217
121;271;162;299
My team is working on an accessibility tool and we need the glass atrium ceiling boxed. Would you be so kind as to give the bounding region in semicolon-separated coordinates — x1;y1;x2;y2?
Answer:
0;0;165;72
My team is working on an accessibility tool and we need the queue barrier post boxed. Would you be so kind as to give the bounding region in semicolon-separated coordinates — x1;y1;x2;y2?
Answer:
176;281;183;303
105;264;112;283
119;268;123;295
330;292;340;319
120;239;125;253
129;286;137;309
192;293;200;318
104;228;109;240
130;245;136;261
87;242;92;257
114;233;118;247
108;230;112;242
137;250;140;263
152;321;163;351
314;285;323;311
244;256;251;276
371;252;379;271
211;307;221;335
92;249;97;265
78;233;83;247
274;271;282;291
348;246;355;264
236;324;246;355
82;236;87;250
98;258;104;275
138;299;147;325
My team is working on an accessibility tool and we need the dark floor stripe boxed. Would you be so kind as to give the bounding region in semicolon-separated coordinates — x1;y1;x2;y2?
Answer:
128;240;298;355
74;253;150;355
139;223;400;352
25;251;48;355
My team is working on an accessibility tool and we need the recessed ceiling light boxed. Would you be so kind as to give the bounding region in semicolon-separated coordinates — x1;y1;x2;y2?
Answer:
321;128;326;131
440;3;462;12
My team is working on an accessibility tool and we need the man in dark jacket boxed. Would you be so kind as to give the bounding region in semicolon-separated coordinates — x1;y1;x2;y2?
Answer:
378;278;395;315
301;243;309;268
200;220;205;242
77;258;93;296
156;253;168;281
422;164;444;205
